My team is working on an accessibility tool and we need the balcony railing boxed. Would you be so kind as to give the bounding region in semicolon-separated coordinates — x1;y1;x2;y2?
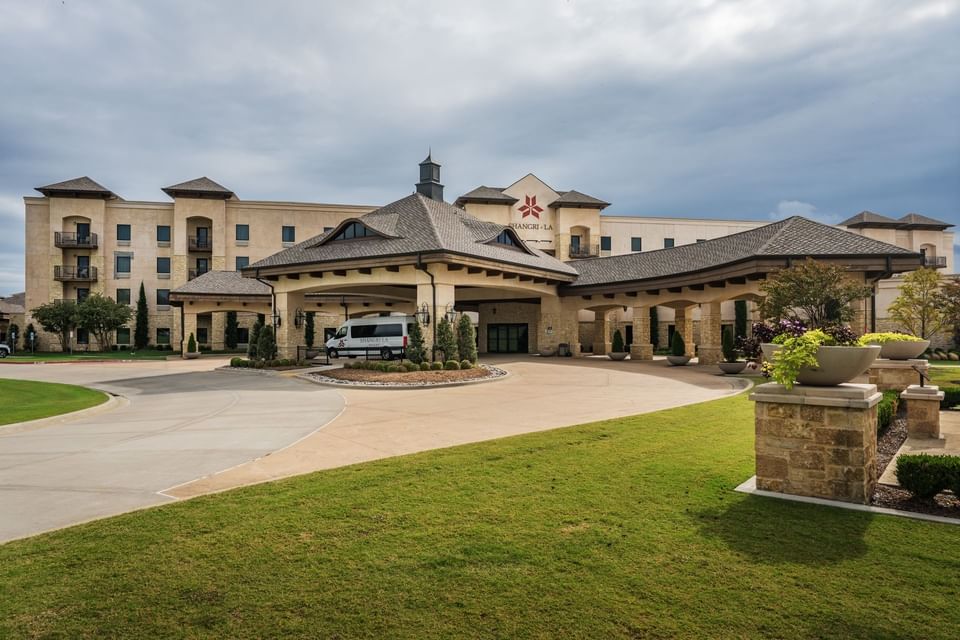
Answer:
189;236;212;252
188;268;210;280
922;255;947;268
54;265;98;282
569;243;600;259
54;231;98;248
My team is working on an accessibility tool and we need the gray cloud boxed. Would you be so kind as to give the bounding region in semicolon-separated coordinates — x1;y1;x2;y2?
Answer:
1;0;958;294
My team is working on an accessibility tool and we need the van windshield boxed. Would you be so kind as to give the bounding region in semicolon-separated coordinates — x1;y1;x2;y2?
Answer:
334;326;347;339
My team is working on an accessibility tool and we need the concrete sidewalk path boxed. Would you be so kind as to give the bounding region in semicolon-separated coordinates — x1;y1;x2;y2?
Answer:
167;356;748;498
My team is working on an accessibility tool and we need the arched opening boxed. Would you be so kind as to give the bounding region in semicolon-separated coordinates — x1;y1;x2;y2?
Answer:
186;216;213;279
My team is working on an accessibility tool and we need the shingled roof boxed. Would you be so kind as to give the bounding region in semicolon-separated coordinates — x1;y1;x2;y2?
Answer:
248;193;577;277
565;216;917;289
454;186;519;205
35;177;115;199
162;177;235;199
839;211;901;228
898;213;953;229
551;190;610;209
171;271;270;297
0;292;25;316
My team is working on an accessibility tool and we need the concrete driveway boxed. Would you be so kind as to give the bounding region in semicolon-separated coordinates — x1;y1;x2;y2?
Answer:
0;358;344;543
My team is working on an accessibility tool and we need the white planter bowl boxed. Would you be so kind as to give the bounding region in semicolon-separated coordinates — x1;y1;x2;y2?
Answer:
761;343;881;386
667;355;691;366
183;352;200;360
869;339;930;361
608;352;629;361
718;361;747;374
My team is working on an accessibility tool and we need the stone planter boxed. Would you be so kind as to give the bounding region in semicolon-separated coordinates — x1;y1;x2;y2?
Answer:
183;352;200;360
761;343;881;386
666;355;691;366
607;352;629;361
718;361;747;374
869;339;930;361
538;347;557;357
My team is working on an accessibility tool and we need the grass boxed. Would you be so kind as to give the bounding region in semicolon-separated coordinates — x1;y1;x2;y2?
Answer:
929;362;960;387
1;394;959;638
2;349;176;362
0;378;107;425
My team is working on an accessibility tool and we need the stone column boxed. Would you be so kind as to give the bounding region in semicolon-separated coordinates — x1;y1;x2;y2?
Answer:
181;311;198;357
867;359;929;392
592;309;612;356
630;305;653;360
273;291;305;360
538;295;578;356
417;281;455;360
750;383;880;504
698;301;723;365
900;385;944;438
674;305;695;357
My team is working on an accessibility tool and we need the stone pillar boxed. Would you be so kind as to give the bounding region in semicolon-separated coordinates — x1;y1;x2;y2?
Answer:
273;291;305;360
538;295;578;356
698;301;723;365
417;281;455;360
630;305;653;360
900;385;944;438
867;359;929;392
592;309;612;356
181;311;198;357
211;311;226;350
674;305;695;357
750;382;881;504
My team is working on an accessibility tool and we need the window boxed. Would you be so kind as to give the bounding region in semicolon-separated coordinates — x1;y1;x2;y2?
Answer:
116;327;131;345
631;237;642;252
351;324;376;338
323;226;334;233
235;256;249;270
197;327;208;344
330;222;375;241
493;230;518;247
115;255;131;275
237;327;250;344
157;225;171;244
600;236;612;251
374;323;403;337
157;257;171;274
156;289;170;306
664;238;675;249
156;328;170;345
116;288;131;304
117;224;131;242
282;226;296;243
235;224;250;242
77;288;89;302
76;328;89;344
696;238;706;243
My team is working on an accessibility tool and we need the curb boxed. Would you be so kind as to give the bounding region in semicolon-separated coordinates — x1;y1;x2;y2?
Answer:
299;365;509;390
0;392;126;435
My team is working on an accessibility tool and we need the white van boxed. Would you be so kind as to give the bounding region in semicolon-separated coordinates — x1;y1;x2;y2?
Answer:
325;316;413;360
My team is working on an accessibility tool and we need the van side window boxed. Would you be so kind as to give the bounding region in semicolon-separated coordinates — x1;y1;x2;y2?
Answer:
374;324;402;337
351;325;377;338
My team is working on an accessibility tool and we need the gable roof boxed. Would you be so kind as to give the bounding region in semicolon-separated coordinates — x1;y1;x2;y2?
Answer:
898;213;953;229
172;270;271;297
839;211;901;228
565;216;917;289
454;186;519;206
162;177;235;199
455;183;608;209
248;193;577;277
552;190;610;209
35;177;115;199
0;292;25;316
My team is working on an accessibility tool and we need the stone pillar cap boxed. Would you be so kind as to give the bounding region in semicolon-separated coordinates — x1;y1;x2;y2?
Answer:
750;382;881;408
900;384;945;401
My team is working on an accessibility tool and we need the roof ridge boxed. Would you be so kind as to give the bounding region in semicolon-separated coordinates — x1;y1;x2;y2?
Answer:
754;216;799;255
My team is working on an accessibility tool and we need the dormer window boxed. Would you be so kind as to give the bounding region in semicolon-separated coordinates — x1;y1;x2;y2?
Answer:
493;230;518;247
331;222;376;241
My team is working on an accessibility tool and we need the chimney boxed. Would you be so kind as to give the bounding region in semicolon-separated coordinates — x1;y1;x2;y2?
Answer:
416;152;444;201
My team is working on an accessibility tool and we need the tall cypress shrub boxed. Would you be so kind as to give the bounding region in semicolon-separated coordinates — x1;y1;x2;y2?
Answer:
435;316;459;362
456;314;478;363
225;311;239;349
257;325;276;361
134;282;149;349
248;321;262;358
304;311;315;349
406;319;427;363
650;306;659;348
734;300;748;340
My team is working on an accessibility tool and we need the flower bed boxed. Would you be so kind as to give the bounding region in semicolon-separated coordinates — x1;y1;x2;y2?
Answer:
308;364;506;388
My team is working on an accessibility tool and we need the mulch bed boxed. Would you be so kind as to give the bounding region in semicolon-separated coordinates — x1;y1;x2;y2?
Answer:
310;365;506;387
872;408;960;519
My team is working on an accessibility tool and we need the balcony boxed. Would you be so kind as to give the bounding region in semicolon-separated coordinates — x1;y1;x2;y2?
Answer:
569;243;600;259
188;268;210;280
922;255;947;268
188;236;212;252
54;231;98;249
54;265;98;282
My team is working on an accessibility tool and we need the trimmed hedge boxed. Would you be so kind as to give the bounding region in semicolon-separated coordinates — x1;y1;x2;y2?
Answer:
896;454;960;500
877;390;899;434
942;386;960;410
230;358;301;369
431;361;444;371
444;360;461;371
460;359;473;370
419;362;431;371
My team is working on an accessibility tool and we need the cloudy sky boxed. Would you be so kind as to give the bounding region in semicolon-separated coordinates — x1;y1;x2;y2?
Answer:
1;0;958;294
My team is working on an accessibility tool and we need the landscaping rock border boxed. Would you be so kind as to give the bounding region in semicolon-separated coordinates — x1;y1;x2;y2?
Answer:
302;364;508;389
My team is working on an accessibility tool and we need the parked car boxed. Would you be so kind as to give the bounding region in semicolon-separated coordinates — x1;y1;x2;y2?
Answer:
325;316;413;360
0;344;10;358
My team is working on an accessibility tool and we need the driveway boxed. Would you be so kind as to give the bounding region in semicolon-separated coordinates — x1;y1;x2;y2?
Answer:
0;358;344;542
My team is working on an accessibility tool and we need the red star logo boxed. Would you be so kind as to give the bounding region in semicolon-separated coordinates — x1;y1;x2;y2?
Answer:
518;195;543;219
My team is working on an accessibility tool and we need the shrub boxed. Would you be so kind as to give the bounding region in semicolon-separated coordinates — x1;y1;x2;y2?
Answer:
342;361;353;370
431;361;443;371
257;326;276;361
404;362;419;372
444;360;461;371
377;362;390;373
877;390;899;433
387;364;403;373
611;329;624;353
406;320;427;364
460;359;473;370
436;317;459;362
187;333;197;353
420;362;431;371
859;332;925;345
670;331;685;357
896;454;954;499
721;326;738;363
230;357;244;368
941;386;960;410
457;315;479;363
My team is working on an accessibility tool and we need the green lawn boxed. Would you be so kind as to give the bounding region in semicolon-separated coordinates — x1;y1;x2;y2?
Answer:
2;349;175;362
0;378;107;426
930;362;960;386
1;394;958;638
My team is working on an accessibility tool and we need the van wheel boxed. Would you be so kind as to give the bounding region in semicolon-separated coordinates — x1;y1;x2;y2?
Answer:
327;348;338;359
380;347;393;361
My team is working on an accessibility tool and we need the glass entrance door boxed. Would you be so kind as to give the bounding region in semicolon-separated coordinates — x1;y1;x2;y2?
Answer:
487;323;529;353
76;223;90;243
76;255;90;279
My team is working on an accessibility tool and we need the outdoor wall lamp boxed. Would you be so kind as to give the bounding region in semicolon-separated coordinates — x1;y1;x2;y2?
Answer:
294;307;305;328
445;303;458;323
415;303;430;325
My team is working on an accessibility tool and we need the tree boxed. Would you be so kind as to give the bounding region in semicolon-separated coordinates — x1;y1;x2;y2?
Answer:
406;318;427;363
257;325;276;360
224;311;239;349
940;276;960;346
77;294;134;351
758;259;873;328
248;320;262;358
456;314;478;363
25;323;37;352
134;282;149;349
435;316;458;362
734;300;748;340
187;333;197;353
304;311;315;349
611;329;625;353
888;268;946;339
31;299;78;351
6;323;19;350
